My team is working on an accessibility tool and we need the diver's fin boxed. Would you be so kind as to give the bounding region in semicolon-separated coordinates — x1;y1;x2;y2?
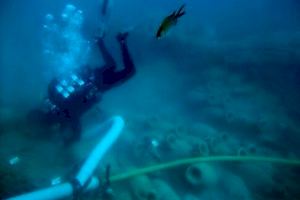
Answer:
177;4;185;13
169;11;176;19
177;11;185;18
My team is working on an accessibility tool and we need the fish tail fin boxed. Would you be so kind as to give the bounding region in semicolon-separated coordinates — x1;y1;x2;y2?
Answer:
176;4;186;17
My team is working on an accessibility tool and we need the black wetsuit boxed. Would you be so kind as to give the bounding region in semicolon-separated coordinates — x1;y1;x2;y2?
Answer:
38;36;135;144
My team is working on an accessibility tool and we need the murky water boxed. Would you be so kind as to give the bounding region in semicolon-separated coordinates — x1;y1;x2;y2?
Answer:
1;0;300;199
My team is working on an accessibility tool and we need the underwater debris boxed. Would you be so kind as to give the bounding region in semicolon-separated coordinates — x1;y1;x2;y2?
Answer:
191;140;210;157
152;179;180;200
237;147;248;157
0;162;35;199
130;175;158;200
156;4;186;39
132;136;162;163
220;172;252;200
51;176;62;185
160;132;179;151
185;163;218;188
183;194;199;200
161;136;192;160
8;156;20;166
237;144;258;157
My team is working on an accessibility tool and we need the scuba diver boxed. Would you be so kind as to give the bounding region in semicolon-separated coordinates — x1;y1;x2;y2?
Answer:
29;32;135;145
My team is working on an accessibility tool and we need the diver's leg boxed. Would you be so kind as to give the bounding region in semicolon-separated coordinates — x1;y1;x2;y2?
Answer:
101;32;135;84
96;37;116;67
117;32;134;70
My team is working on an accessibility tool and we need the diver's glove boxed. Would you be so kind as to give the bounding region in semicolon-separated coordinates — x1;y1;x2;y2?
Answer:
116;32;129;44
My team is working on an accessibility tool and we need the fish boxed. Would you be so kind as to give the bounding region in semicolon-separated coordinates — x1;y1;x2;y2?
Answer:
156;4;186;39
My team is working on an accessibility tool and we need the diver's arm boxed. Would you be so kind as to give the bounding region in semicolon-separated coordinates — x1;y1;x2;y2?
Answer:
117;35;136;78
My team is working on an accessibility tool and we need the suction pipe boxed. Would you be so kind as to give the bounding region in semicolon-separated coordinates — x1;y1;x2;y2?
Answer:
76;115;124;186
8;116;125;200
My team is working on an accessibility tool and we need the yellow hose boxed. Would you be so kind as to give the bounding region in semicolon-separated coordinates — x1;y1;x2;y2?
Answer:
110;156;300;182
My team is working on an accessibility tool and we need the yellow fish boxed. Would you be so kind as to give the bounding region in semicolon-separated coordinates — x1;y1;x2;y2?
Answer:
156;4;186;39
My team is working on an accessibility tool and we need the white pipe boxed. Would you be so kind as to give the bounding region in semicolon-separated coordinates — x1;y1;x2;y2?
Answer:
7;116;124;200
7;177;100;200
7;183;73;200
76;116;124;186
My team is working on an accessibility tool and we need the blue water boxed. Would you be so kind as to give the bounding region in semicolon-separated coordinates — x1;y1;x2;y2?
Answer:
1;0;300;199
